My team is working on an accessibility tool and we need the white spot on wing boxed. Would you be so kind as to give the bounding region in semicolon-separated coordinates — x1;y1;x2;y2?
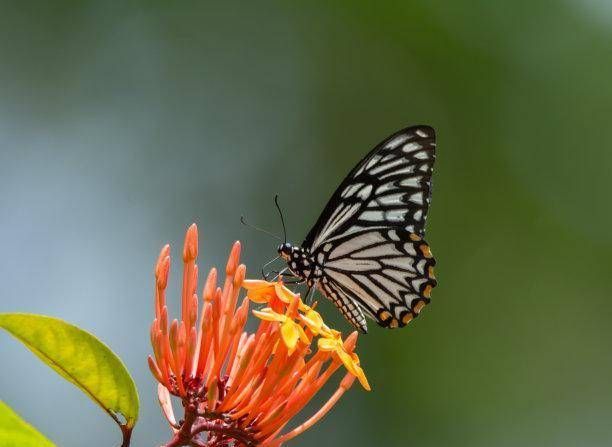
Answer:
360;210;385;221
329;231;387;259
380;165;416;179
403;243;417;256
355;274;393;308
400;176;422;188
402;142;421;153
385;209;407;221
352;243;402;258
409;192;424;205
386;134;410;149
376;182;396;194
326;258;381;271
364;154;382;171
314;202;361;249
369;158;405;175
382;257;416;274
341;183;363;198
357;184;372;200
367;192;404;206
415;129;428;137
373;273;405;300
384;266;412;286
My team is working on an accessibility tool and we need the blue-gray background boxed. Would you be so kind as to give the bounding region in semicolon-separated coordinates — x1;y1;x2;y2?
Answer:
1;2;612;446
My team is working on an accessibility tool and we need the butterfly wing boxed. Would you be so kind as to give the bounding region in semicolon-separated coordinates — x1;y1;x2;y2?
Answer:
319;279;369;333
303;125;436;252
314;227;436;332
305;125;437;330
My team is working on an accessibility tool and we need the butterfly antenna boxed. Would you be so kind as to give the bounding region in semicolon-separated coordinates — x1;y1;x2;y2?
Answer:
274;194;287;244
240;216;282;241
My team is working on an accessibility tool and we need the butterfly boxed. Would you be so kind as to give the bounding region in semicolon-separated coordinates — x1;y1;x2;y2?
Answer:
276;125;437;333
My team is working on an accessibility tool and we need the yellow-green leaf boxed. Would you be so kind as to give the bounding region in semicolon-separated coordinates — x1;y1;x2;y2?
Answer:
0;400;56;447
0;313;139;434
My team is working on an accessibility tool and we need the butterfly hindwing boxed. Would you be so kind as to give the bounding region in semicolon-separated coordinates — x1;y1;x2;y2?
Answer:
314;227;436;331
304;125;436;252
319;280;368;333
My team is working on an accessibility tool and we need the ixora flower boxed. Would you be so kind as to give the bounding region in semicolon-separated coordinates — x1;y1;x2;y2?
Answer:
149;224;370;447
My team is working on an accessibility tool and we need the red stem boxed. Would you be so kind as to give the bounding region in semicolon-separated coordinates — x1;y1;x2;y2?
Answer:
120;425;132;447
161;407;256;447
190;420;255;446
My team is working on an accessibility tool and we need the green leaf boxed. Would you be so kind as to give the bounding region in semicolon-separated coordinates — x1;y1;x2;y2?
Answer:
0;400;56;447
0;313;139;435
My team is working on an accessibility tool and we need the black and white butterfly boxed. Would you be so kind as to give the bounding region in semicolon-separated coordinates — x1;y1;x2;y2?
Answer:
276;125;437;333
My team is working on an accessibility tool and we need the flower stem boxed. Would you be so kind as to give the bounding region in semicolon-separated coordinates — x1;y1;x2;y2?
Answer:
161;406;256;447
190;420;256;446
120;425;133;447
164;407;198;447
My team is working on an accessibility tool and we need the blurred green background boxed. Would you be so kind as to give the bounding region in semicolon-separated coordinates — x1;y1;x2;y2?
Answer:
1;2;611;446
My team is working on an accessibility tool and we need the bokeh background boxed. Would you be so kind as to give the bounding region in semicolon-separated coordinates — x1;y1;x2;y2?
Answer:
1;2;612;446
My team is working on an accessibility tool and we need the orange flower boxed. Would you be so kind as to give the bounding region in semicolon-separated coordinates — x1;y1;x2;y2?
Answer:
149;224;370;447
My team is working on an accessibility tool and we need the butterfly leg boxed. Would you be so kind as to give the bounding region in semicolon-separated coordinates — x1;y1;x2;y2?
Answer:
270;267;297;282
282;278;304;285
261;255;281;279
263;269;278;281
264;267;293;281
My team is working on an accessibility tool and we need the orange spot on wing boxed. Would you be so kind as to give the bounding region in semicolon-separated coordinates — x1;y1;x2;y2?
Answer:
401;313;413;325
414;300;427;313
419;244;433;258
378;310;392;322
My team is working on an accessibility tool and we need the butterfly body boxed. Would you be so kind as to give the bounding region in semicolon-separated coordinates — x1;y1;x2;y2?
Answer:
279;125;437;333
278;243;320;287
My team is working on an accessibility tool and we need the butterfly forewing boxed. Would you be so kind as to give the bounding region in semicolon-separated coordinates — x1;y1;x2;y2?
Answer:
304;125;435;252
303;125;437;331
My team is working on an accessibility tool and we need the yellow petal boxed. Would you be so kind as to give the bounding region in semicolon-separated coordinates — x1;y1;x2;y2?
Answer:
337;348;360;377
334;349;371;391
317;337;339;352
298;301;312;312
306;309;323;327
297;324;311;345
242;279;275;290
275;282;299;304
247;290;273;304
300;310;324;335
299;315;320;335
252;309;286;322
352;364;371;391
280;319;300;351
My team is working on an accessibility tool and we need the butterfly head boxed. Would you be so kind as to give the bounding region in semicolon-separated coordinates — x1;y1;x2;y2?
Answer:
277;242;294;261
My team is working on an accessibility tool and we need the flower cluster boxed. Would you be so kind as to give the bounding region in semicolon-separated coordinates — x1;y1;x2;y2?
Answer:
149;224;369;447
